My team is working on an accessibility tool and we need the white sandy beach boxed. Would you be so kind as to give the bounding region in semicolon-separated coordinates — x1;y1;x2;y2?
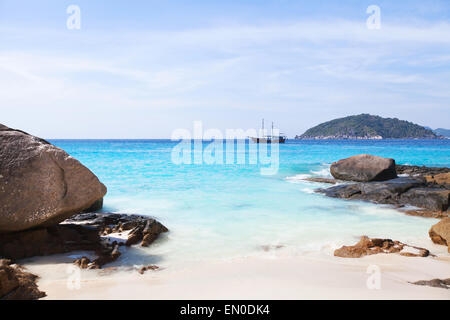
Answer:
23;248;450;300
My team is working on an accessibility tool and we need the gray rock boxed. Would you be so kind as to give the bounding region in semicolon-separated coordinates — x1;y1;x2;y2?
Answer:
412;278;450;289
0;212;168;268
399;188;449;211
330;154;397;182
318;177;424;203
65;212;169;247
302;177;337;184
318;176;450;213
318;183;362;199
0;124;107;232
358;177;425;203
396;164;450;177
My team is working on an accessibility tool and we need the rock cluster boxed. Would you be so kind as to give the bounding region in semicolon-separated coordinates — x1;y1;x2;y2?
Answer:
0;124;170;299
396;164;450;188
319;177;449;212
0;259;46;300
396;165;450;177
66;212;169;247
318;155;449;217
0;212;168;272
334;236;430;258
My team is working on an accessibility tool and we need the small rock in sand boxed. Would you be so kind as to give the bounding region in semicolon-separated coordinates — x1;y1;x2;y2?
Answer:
138;265;159;274
412;278;450;290
260;245;285;252
334;236;430;258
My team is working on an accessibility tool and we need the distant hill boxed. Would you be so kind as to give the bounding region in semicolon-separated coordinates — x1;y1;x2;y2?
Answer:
433;128;450;138
297;114;439;139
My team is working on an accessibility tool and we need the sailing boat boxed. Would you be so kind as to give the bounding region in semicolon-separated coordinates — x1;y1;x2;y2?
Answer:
250;119;287;143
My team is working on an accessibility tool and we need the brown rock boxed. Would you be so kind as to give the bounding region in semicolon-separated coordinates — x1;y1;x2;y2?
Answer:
87;244;121;269
125;218;168;247
334;245;367;258
0;124;107;232
425;172;450;187
334;236;430;258
138;265;159;274
404;209;448;219
330;154;397;182
429;217;450;252
302;177;337;184
141;233;156;247
0;259;46;300
74;257;92;269
126;227;143;246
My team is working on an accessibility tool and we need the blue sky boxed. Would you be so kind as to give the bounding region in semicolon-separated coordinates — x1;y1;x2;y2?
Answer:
0;0;449;138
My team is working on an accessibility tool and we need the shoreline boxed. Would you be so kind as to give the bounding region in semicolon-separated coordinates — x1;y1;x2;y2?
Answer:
23;250;450;300
18;162;450;300
2;127;449;300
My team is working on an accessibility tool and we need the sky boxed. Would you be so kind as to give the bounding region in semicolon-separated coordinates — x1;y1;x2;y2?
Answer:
0;0;449;138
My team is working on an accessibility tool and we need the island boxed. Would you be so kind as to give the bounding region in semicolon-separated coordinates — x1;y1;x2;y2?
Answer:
433;128;450;138
296;114;440;139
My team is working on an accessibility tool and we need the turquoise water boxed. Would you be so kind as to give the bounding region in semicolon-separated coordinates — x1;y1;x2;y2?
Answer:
51;139;450;267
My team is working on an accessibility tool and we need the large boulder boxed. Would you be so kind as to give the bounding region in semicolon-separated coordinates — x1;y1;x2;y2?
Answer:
429;217;450;252
0;124;106;232
330;154;397;182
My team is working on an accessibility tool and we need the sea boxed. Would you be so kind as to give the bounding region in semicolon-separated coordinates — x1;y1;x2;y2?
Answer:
50;139;450;268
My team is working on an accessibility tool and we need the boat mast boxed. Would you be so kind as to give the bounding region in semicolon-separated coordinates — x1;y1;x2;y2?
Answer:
262;118;264;138
271;122;274;137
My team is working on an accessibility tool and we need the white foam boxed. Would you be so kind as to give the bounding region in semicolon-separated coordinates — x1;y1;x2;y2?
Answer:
300;188;315;194
310;168;332;177
102;230;131;244
285;174;311;181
